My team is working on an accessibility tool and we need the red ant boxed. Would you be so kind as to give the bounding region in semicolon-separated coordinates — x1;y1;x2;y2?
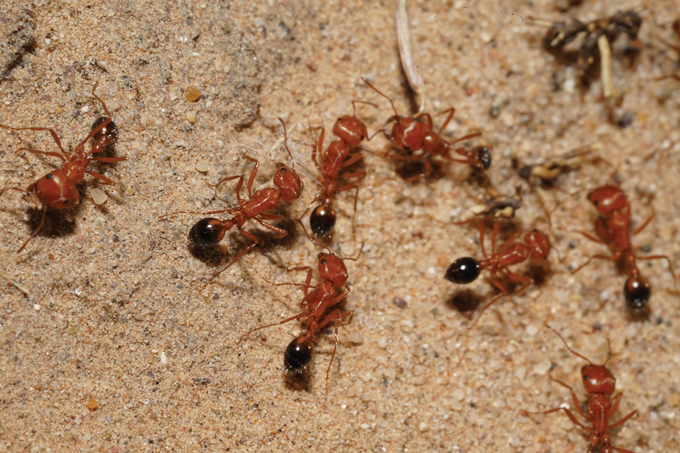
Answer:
159;119;303;283
444;219;551;328
570;184;677;311
303;100;376;237
239;220;362;387
361;78;487;182
0;83;124;253
524;323;638;453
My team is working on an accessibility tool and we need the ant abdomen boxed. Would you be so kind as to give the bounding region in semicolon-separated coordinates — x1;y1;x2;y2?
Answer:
623;275;651;311
284;336;314;373
310;202;336;237
445;257;481;284
188;218;226;247
91;117;119;146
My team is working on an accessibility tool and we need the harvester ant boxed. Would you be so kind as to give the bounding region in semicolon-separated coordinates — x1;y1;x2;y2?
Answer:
159;119;303;283
444;219;551;328
569;184;677;311
523;323;638;453
303;100;375;237
0;83;124;253
239;220;362;387
361;78;486;182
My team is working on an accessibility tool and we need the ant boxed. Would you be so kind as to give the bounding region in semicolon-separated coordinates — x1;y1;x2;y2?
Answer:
523;323;637;453
444;218;551;328
361;78;487;182
303;100;376;237
159;119;303;283
529;10;642;101
238;220;362;387
569;184;677;311
0;83;124;253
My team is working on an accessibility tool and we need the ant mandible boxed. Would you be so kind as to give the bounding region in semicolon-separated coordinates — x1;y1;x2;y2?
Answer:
444;218;551;328
361;78;487;182
0;83;124;253
524;323;638;453
570;184;678;311
239;220;362;387
304;100;376;237
159;119;303;283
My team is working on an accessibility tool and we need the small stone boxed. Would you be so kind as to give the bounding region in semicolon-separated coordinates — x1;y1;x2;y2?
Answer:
526;324;538;336
393;297;407;308
86;398;99;411
160;351;168;364
418;422;429;432
185;85;201;101
378;336;388;348
91;188;108;205
347;332;364;344
186;111;196;123
195;160;209;173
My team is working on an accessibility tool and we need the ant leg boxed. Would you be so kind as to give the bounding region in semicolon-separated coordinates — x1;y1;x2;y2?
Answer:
547;370;590;421
90;82;112;117
498;231;524;252
467;291;507;331
243;156;261;199
318;309;353;390
1;187;31;195
17;146;67;162
636;254;679;283
490;219;501;255
450;131;483;144
0;125;67;156
559;228;608;245
254;218;287;238
212;175;246;202
17;205;47;253
340;153;364;168
311;126;325;169
523;406;588;430
361;78;400;116
238;311;312;344
85;171;115;185
632;214;654;236
611;447;635;453
77;118;113;152
259;213;285;221
434;108;456;135
571;254;614;275
158;207;238;219
206;227;260;283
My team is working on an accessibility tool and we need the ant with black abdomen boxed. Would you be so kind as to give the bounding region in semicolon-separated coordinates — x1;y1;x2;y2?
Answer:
0;83;124;253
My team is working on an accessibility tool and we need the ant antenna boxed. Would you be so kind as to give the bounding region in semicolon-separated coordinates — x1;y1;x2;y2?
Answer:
361;78;400;117
278;117;295;169
545;322;593;365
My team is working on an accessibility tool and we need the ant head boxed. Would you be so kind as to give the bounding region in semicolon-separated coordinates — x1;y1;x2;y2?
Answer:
310;200;336;238
91;117;119;146
333;116;367;148
581;364;616;395
388;116;427;152
284;335;314;373
273;163;303;203
587;185;628;217
188;218;227;247
624;275;651;311
473;146;492;170
610;10;642;37
444;257;481;284
317;252;349;287
524;229;551;260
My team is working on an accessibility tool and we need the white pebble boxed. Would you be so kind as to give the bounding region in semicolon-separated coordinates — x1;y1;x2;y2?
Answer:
195;160;210;173
526;324;538;336
418;422;429;432
378;336;388;348
90;188;108;205
347;332;364;344
160;351;168;364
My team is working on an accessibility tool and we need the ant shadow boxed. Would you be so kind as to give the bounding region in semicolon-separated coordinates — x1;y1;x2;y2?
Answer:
24;205;79;241
283;366;313;392
445;288;483;316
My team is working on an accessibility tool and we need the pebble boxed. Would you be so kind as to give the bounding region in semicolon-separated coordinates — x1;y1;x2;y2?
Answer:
185;85;201;101
160;351;168;364
378;336;388;348
91;188;108;205
195;160;209;173
186;111;196;123
86;398;99;411
418;422;429;432
526;324;538;336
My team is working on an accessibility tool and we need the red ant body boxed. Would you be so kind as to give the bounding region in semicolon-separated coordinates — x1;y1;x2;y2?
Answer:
571;184;676;311
526;324;638;453
0;84;124;252
239;221;361;386
306;101;374;237
361;78;487;182
160;119;303;283
445;219;551;327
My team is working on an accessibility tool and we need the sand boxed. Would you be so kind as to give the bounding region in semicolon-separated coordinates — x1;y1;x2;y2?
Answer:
1;0;679;451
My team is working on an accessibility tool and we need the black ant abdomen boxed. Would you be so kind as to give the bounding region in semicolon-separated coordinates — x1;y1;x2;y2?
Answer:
284;336;314;373
445;257;481;284
91;117;119;145
310;202;336;237
624;275;651;311
188;218;226;247
474;146;492;170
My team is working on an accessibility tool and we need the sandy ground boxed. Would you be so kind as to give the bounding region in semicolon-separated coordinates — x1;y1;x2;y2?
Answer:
1;0;680;452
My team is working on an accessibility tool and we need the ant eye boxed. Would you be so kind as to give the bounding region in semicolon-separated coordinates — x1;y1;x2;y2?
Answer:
321;259;327;265
337;118;342;122
593;201;599;205
280;167;287;172
583;375;589;380
46;173;54;179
